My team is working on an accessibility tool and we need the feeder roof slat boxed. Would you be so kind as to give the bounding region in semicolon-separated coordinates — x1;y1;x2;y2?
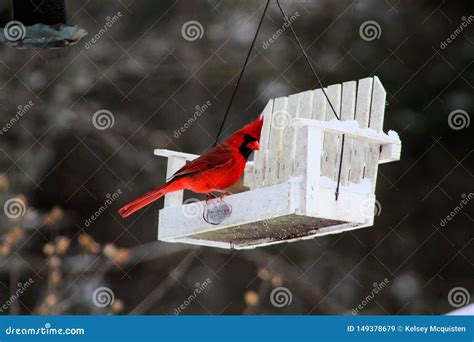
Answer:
290;118;400;145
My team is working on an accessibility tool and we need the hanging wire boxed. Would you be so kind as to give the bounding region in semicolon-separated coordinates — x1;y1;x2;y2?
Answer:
213;0;345;201
275;0;345;200
275;0;340;121
213;0;271;146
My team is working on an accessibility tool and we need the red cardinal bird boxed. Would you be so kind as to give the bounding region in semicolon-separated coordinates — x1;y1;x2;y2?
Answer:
118;116;264;218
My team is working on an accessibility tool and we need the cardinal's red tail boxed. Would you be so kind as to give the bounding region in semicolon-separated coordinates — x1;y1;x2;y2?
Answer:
119;181;181;218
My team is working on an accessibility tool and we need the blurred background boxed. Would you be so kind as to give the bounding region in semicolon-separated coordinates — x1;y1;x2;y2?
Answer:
0;0;472;315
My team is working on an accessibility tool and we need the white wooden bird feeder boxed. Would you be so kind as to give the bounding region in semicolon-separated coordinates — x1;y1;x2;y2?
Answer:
155;76;401;249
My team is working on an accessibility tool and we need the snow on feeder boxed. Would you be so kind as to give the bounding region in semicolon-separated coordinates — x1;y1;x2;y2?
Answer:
155;76;401;249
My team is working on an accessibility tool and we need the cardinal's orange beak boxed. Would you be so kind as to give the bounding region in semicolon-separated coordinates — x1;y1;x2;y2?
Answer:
247;141;260;151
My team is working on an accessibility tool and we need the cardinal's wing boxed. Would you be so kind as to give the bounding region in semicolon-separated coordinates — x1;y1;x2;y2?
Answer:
167;144;234;181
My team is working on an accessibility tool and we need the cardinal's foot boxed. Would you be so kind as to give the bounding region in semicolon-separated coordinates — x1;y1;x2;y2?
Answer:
206;193;217;204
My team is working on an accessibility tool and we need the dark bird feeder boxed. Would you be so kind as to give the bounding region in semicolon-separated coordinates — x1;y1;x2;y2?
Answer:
0;0;87;49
